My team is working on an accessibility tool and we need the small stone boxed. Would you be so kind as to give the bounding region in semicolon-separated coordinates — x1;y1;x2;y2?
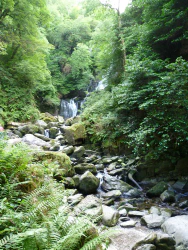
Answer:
101;190;121;199
120;220;137;228
129;211;146;217
119;208;127;217
179;200;188;208
141;214;165;228
102;205;119;227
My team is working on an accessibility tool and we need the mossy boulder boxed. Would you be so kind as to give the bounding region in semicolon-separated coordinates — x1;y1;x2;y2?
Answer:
40;112;58;123
63;123;86;145
49;127;59;139
74;163;97;175
18;124;44;136
34;151;75;178
79;171;100;194
146;181;168;198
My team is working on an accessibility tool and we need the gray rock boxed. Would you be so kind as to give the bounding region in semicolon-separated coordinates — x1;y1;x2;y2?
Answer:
35;120;47;128
102;205;119;227
47;122;59;129
161;215;188;249
132;233;157;250
149;206;172;219
74;163;97;175
120;220;137;228
119;208;127;217
179;200;188;208
160;190;175;202
64;177;75;188
101;190;121;199
146;181;168;197
78;171;99;195
155;233;175;250
61;146;74;155
50;143;60;151
67;194;83;206
34;133;50;142
106;162;117;171
22;134;50;148
74;195;102;218
129;211;146;217
126;188;142;198
72;146;85;159
136;244;156;250
141;214;165;228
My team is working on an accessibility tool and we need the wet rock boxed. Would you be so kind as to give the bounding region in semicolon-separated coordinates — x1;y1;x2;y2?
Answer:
132;233;157;250
102;198;114;206
74;163;97;175
35;120;47;128
71;146;85;159
141;214;165;228
78;171;100;195
47;122;59;129
126;188;142;198
50;143;60;151
120;220;137;228
161;215;188;249
108;168;123;176
160;190;175;202
106;162;117;171
149;206;172;219
101;190;121;199
72;175;80;187
18;124;44;136
95;164;104;171
146;181;168;197
102;205;119;227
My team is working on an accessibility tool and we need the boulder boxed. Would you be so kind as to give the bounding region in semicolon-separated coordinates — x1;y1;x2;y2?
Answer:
161;215;188;249
22;134;50;148
34;133;50;142
78;171;100;195
102;205;119;227
34;151;74;178
74;163;97;175
35;120;47;128
136;244;156;250
120;220;137;228
63;123;86;145
155;233;175;250
18;124;44;136
40;113;58;123
146;181;168;197
67;193;84;206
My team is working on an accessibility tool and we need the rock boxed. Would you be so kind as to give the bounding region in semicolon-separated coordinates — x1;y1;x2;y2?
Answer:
61;146;74;155
136;244;156;250
126;188;142;198
119;208;127;217
129;211;146;217
40;112;58;123
160;190;175;202
108;229;149;250
149;206;172;219
95;164;104;171
106;162;117;171
49;127;59;139
74;195;102;218
132;233;157;250
173;180;188;191
18;124;44;136
108;168;123;176
72;175;80;187
179;200;188;208
71;146;85;159
65;116;81;126
146;181;168;197
155;233;175;250
34;151;74;177
161;215;188;249
67;193;83;206
34;133;50;142
50;143;60;151
102;205;119;227
47;122;59;129
57;116;64;124
74;163;97;175
79;171;100;195
101;174;134;193
101;190;121;199
141;214;165;228
64;177;75;188
7;138;22;145
35;120;47;128
22;134;50;148
63;123;86;145
120;220;137;228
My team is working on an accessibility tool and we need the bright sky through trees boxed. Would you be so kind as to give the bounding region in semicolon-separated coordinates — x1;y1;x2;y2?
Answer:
100;0;132;12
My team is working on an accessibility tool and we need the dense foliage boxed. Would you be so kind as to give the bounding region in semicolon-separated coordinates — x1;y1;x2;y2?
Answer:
0;141;111;250
82;0;188;162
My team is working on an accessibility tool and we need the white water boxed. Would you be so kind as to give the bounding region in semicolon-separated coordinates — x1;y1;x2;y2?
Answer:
60;99;78;120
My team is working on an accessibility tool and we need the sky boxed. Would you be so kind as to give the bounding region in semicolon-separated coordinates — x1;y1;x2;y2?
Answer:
100;0;132;13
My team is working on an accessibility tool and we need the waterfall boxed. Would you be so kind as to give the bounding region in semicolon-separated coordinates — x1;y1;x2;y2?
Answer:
96;79;107;91
59;99;78;120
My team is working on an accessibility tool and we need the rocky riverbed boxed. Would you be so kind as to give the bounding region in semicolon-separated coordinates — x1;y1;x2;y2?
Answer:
3;113;188;250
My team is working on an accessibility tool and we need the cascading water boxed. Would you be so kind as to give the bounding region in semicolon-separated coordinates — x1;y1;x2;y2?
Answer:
59;99;78;120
